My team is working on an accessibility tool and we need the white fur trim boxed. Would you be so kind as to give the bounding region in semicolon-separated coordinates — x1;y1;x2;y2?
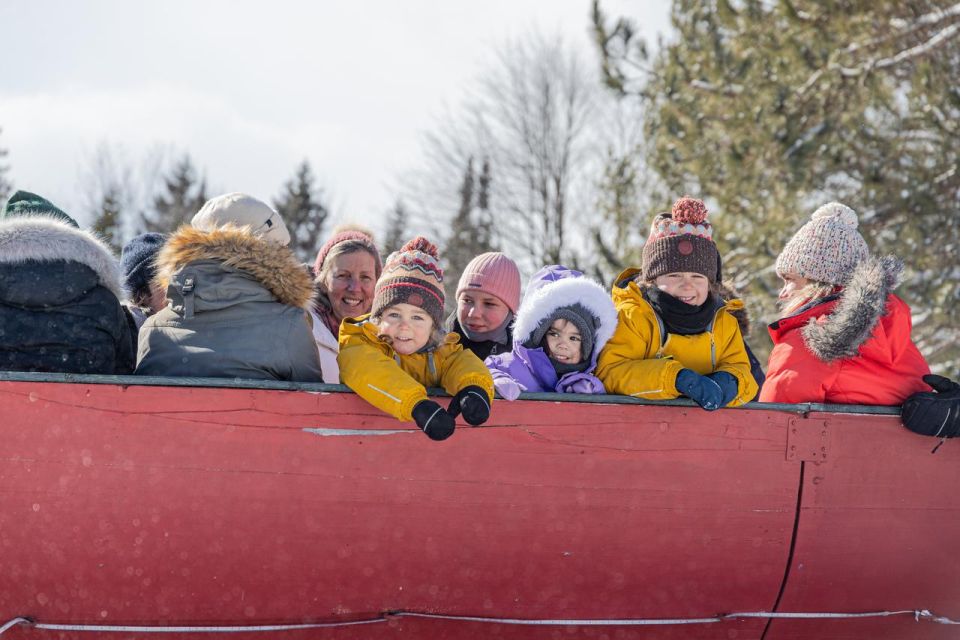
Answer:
0;217;126;300
513;276;618;354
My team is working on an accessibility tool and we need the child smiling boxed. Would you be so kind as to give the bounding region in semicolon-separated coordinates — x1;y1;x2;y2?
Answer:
596;197;758;410
486;265;617;399
338;237;494;439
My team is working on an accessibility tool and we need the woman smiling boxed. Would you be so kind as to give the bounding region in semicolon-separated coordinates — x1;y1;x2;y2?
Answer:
310;226;383;383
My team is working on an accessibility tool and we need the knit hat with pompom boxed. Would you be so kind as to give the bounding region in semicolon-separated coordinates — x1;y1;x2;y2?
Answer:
775;202;869;286
371;236;445;328
641;196;722;283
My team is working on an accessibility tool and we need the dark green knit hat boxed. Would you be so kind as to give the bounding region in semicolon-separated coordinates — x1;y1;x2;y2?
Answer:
1;190;79;228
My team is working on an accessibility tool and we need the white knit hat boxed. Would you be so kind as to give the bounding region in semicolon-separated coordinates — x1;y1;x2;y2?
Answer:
191;192;291;246
775;202;869;285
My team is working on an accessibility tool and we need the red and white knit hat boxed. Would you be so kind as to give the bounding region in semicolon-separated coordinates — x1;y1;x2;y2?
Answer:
641;196;721;283
371;236;445;327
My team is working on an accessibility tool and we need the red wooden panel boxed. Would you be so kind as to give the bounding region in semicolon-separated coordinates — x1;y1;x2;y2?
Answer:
0;381;800;639
765;412;960;640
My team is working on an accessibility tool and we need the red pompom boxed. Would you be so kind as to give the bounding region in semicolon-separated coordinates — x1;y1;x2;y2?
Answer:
671;196;708;225
401;235;439;258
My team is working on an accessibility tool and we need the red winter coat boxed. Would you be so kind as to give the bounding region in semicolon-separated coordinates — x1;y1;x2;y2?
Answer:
761;257;930;405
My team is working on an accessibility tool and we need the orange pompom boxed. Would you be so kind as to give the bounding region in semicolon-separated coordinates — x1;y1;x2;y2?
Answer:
671;196;708;225
401;235;440;258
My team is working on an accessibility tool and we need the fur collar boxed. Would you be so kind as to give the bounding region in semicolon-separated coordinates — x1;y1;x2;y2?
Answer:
155;225;314;309
0;216;126;300
802;255;903;362
513;276;618;356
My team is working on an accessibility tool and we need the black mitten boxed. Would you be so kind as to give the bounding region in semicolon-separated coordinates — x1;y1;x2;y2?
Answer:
411;400;456;441
901;374;960;439
448;385;491;426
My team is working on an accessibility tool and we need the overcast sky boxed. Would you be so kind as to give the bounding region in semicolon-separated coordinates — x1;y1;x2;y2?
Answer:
0;0;671;235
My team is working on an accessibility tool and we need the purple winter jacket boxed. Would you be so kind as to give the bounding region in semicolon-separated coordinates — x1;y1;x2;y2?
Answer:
485;265;618;397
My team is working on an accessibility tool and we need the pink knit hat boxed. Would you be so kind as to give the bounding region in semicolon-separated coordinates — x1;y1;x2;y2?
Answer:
455;252;521;313
313;227;383;277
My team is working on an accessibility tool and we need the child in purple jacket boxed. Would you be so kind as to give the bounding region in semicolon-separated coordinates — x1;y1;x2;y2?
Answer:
485;265;618;399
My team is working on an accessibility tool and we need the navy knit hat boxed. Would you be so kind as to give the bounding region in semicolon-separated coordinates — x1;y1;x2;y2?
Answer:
120;233;166;299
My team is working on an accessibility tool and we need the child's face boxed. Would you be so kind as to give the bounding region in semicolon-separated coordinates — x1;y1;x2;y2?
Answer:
778;272;811;301
457;291;510;333
378;303;434;355
654;272;710;306
544;319;582;365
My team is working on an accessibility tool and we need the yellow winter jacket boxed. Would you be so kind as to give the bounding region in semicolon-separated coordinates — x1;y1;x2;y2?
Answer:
337;315;495;422
596;269;758;406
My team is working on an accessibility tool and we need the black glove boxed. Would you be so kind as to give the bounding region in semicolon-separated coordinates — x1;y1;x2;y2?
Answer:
448;385;491;426
901;374;960;439
411;400;456;441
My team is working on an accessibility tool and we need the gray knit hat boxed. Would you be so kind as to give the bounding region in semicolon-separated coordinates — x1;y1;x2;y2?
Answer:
525;303;597;362
775;202;869;285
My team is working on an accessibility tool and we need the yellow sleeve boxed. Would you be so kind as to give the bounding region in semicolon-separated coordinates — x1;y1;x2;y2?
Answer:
595;307;683;399
437;337;495;401
337;327;428;422
712;313;759;407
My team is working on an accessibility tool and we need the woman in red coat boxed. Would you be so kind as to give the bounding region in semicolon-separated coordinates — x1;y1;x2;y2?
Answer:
760;202;930;405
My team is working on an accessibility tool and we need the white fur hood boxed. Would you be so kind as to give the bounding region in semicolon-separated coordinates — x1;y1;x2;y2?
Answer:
0;216;126;300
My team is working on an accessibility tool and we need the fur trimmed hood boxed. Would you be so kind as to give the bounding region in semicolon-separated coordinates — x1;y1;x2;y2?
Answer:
513;265;618;357
0;216;126;300
156;225;314;309
800;255;904;362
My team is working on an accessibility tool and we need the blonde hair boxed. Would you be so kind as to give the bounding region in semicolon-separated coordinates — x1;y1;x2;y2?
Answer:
373;309;447;352
778;281;835;318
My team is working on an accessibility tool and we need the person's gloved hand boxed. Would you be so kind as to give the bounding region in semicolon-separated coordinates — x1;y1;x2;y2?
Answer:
901;374;960;439
675;368;723;411
558;372;605;395
707;371;739;407
411;400;456;441
448;385;492;425
494;376;523;401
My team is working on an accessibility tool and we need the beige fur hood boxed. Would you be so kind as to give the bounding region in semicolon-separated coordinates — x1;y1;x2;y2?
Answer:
154;225;314;309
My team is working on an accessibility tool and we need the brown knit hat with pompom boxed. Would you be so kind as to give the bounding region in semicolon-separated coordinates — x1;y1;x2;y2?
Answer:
641;196;722;283
371;236;445;328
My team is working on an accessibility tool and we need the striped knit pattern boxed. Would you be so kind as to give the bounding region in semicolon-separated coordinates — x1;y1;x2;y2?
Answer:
372;236;445;327
642;197;721;283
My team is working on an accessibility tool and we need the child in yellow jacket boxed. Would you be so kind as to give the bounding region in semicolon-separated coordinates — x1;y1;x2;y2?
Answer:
596;197;758;410
338;236;494;440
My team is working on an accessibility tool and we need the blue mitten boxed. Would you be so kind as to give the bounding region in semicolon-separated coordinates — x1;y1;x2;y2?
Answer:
675;369;723;411
707;371;740;407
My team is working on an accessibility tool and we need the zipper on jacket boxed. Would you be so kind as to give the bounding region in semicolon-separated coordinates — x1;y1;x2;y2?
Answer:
181;275;196;319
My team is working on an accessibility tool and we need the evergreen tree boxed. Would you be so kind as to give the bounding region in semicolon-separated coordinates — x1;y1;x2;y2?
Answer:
383;199;409;255
273;160;329;263
594;0;960;371
445;158;498;303
91;184;124;254
141;155;207;233
0;127;12;203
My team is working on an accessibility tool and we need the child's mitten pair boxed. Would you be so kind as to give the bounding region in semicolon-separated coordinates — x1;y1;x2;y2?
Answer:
412;386;491;441
675;369;739;411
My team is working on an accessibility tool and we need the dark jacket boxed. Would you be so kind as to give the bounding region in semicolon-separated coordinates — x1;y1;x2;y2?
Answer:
447;312;513;361
135;225;323;381
0;217;135;374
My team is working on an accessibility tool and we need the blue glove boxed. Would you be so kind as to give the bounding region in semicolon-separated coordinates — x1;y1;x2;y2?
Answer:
675;369;723;411
707;371;739;407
